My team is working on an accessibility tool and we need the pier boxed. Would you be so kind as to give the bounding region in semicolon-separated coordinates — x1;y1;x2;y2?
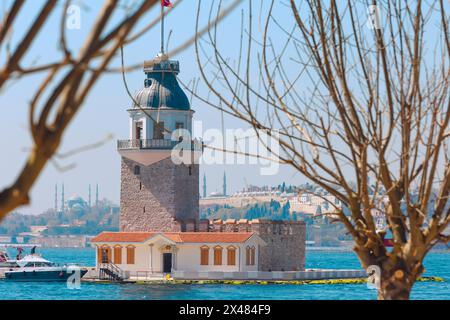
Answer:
79;268;368;283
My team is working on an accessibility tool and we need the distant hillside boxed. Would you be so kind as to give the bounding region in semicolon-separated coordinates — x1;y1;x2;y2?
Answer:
0;200;119;236
200;200;298;221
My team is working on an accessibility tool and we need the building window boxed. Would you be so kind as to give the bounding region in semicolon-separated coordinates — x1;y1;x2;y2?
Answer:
250;246;256;265
134;165;140;175
246;246;256;266
99;246;111;264
113;246;122;264
140;182;142;190
153;121;165;139
143;206;146;213
200;246;209;265
213;246;223;265
127;246;135;264
135;121;143;140
175;122;184;129
227;246;236;266
188;166;192;176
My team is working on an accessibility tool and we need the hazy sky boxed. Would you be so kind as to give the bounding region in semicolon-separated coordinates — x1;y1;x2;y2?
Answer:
0;1;300;215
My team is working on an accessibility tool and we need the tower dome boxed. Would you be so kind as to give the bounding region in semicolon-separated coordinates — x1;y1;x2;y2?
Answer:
132;54;190;110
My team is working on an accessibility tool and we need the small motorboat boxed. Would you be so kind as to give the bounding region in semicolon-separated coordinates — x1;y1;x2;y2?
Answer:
0;247;20;269
4;254;88;282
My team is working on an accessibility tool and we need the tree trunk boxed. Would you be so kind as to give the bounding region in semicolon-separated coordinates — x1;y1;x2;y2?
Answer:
378;278;412;300
356;246;422;300
378;267;416;300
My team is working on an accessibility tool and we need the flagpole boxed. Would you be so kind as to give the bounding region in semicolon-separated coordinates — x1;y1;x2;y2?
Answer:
161;3;165;55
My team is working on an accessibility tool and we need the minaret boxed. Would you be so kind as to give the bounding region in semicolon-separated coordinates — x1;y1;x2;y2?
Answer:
96;184;99;207
54;184;58;212
203;173;207;198
223;171;227;197
88;184;92;207
61;183;65;212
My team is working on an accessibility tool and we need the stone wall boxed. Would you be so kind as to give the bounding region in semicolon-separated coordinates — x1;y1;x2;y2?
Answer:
199;219;306;271
120;157;199;232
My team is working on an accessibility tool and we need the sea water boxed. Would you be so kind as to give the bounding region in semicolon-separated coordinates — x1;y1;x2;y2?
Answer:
0;248;448;300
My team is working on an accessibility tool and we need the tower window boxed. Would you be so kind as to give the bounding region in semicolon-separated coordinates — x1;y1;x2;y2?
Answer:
153;122;165;139
140;182;142;190
143;206;146;213
188;166;192;176
134;165;140;175
135;122;143;140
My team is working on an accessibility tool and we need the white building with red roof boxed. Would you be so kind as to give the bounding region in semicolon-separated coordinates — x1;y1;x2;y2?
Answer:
91;232;266;275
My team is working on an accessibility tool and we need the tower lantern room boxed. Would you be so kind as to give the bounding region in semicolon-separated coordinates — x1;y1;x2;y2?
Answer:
128;53;193;141
118;53;199;166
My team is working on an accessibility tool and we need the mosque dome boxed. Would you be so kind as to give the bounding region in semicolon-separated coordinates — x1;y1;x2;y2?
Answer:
131;55;190;111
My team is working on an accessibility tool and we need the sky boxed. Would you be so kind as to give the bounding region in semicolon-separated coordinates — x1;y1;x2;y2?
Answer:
0;0;300;215
3;1;445;216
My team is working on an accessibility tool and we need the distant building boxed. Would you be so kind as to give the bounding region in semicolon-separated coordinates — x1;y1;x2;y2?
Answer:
0;236;12;243
67;195;88;210
29;226;48;236
289;193;342;217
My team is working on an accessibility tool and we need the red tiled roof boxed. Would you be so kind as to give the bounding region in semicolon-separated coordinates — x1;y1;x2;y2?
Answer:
91;232;156;243
91;232;254;244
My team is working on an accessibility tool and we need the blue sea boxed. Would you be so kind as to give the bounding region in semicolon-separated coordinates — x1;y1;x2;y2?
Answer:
0;248;448;300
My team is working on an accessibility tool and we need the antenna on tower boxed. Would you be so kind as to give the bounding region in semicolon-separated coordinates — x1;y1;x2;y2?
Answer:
160;0;172;56
161;2;165;55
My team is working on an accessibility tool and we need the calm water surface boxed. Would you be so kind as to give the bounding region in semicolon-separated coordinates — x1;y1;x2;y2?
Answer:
0;248;448;300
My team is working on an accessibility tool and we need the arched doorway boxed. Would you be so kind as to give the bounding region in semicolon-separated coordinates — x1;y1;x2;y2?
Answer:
162;252;172;273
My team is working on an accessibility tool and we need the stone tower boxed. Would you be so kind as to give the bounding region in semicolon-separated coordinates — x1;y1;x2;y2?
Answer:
118;53;201;232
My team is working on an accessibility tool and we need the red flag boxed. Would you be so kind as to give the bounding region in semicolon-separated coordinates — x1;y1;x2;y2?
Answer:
161;0;172;7
383;238;393;247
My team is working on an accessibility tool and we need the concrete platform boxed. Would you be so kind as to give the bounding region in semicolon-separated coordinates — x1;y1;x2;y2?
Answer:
170;269;367;281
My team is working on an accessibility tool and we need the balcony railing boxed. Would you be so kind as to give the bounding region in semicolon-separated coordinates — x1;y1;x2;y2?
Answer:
117;139;203;151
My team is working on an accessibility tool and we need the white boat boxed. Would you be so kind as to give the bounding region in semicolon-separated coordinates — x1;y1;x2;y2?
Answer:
4;254;88;282
0;248;20;269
